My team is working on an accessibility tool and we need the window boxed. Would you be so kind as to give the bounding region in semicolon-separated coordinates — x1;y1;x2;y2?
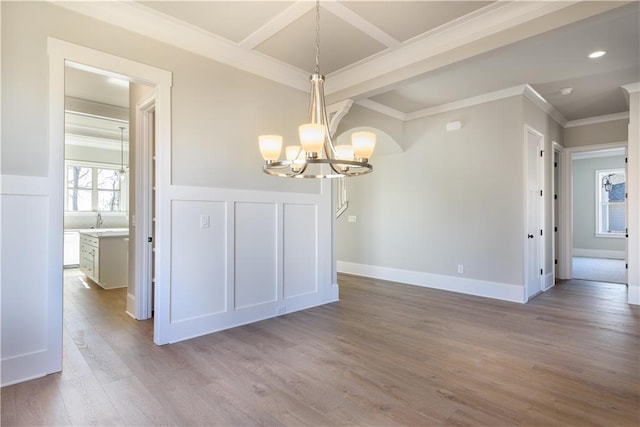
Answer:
596;169;625;236
66;162;125;212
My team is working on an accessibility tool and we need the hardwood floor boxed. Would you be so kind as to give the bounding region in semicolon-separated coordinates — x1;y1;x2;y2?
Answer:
2;271;639;426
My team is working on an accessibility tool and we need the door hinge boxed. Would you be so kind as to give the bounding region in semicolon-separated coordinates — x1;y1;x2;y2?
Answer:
540;190;543;197
626;228;628;238
626;263;628;269
625;157;628;164
540;150;544;157
554;226;558;232
148;237;153;243
540;229;543;236
554;194;558;200
554;161;558;167
555;259;558;265
540;269;543;275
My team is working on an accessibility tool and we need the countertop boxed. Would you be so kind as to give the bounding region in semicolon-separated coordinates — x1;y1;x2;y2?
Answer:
76;228;129;238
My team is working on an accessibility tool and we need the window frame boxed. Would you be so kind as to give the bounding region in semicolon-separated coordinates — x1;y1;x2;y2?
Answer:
65;160;128;214
595;168;625;238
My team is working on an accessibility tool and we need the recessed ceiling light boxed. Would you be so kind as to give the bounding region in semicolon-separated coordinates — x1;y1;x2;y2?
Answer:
560;87;573;96
588;50;606;59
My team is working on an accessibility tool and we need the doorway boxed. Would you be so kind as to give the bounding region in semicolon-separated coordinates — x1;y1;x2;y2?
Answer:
569;145;627;285
48;39;173;380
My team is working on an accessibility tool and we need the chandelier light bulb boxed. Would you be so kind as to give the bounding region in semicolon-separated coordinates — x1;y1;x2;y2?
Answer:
298;123;325;157
258;135;283;162
351;131;376;160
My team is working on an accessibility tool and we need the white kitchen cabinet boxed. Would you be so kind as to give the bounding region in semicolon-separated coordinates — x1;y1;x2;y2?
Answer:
79;231;128;289
64;231;80;267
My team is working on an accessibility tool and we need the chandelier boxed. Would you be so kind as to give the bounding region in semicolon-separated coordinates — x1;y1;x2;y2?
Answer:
258;0;375;179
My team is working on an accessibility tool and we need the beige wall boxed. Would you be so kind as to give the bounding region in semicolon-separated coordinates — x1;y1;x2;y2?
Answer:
564;119;628;148
337;96;525;287
1;1;318;194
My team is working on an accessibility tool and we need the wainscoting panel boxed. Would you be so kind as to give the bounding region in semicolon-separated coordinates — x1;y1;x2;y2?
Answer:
234;202;278;309
159;184;335;344
170;200;227;322
1;174;63;386
283;203;318;299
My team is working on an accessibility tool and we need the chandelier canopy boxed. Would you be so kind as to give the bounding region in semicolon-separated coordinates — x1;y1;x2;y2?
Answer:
258;1;375;179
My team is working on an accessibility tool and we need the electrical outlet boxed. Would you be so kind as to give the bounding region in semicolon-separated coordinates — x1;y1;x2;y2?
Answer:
457;264;464;274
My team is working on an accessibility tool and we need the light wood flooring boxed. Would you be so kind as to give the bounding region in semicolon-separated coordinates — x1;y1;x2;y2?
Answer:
2;271;639;426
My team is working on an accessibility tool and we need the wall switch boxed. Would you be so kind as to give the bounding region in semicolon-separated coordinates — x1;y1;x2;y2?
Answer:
457;264;464;274
348;215;357;223
200;215;210;228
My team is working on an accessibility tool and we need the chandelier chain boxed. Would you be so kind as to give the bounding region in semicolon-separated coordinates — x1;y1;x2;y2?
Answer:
315;0;320;75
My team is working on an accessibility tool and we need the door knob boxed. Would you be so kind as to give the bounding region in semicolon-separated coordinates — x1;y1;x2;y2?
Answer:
527;234;534;239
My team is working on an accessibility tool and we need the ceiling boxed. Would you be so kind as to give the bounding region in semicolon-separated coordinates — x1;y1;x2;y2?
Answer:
60;1;639;126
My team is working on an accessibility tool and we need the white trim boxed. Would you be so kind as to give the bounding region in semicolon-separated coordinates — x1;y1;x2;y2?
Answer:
356;99;406;121
523;125;546;300
1;175;49;196
134;95;156;321
322;2;400;48
65;96;128;121
560;141;629;282
406;85;526;121
126;293;136;319
551;142;564;282
239;2;314;49
545;272;555;291
572;147;625;160
51;0;309;92
326;1;577;95
337;261;525;304
326;99;354;136
523;84;567;126
565;112;629;128
47;38;173;349
573;249;626;260
622;82;640;94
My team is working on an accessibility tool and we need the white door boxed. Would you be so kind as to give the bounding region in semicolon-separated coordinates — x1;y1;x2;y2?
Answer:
526;128;544;300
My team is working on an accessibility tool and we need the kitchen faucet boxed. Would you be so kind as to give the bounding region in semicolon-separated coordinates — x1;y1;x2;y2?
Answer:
96;212;103;229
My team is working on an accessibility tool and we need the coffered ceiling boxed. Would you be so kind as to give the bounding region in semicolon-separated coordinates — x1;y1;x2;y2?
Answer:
58;1;639;126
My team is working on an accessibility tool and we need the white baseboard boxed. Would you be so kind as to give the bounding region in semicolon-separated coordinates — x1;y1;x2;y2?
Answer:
1;350;49;387
337;261;525;303
628;285;640;305
126;293;136;319
331;283;340;301
545;272;555;290
573;249;625;259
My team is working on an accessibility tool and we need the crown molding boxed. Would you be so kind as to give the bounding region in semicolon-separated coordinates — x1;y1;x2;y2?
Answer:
50;0;309;92
405;85;526;121
522;84;567;127
565;112;630;128
622;82;640;94
356;99;406;121
323;1;580;96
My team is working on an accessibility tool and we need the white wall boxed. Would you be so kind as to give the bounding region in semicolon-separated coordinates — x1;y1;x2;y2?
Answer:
1;1;335;386
337;96;527;302
572;155;626;257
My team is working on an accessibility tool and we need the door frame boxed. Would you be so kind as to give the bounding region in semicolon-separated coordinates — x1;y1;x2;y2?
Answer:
48;38;172;351
133;95;156;320
559;141;628;281
552;141;564;283
524;125;545;301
